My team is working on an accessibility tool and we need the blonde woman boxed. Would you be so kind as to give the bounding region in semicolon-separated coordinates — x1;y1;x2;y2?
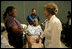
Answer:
36;3;62;48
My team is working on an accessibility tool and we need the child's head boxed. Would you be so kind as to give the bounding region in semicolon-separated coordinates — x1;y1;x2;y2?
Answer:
33;18;39;26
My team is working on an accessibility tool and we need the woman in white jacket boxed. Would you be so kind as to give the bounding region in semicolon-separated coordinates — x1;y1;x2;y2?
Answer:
36;3;62;48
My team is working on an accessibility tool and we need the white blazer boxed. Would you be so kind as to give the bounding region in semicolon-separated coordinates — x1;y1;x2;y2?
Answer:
40;15;62;48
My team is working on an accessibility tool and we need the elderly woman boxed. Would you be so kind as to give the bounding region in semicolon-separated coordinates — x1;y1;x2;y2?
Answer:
26;18;43;48
36;3;62;48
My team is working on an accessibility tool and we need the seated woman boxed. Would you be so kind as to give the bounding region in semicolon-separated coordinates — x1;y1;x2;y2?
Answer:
26;18;43;48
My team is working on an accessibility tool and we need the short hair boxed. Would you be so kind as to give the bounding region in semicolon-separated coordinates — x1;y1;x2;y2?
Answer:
44;3;58;15
32;8;36;12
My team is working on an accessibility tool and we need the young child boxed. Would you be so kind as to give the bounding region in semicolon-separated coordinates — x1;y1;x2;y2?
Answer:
26;18;43;48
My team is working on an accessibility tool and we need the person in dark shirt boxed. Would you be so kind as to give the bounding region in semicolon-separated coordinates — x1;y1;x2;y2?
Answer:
3;6;25;48
26;8;40;25
65;11;71;47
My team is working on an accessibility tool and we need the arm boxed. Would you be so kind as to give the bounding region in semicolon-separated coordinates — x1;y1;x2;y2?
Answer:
26;33;30;43
26;16;30;26
37;16;40;21
36;23;46;42
11;25;25;34
36;30;45;43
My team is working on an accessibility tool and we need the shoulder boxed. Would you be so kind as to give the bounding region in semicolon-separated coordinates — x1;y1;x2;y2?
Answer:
52;16;62;30
52;16;61;25
27;14;31;17
5;16;14;23
35;14;38;17
26;15;31;20
8;16;14;20
50;16;62;28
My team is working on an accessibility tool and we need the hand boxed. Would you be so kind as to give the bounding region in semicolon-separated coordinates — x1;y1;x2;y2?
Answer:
11;46;14;48
36;38;40;43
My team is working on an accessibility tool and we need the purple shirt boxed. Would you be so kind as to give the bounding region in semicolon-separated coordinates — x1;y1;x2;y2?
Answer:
4;16;23;36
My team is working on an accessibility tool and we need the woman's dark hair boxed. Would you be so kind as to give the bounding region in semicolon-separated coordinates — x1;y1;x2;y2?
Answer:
3;6;15;20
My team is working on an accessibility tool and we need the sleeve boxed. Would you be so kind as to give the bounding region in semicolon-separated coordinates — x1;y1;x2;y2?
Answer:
26;25;31;34
40;29;45;39
26;16;29;22
39;26;43;35
37;15;40;21
40;23;46;39
7;18;16;28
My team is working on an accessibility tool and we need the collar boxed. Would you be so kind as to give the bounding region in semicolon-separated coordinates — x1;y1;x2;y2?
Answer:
48;15;56;23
